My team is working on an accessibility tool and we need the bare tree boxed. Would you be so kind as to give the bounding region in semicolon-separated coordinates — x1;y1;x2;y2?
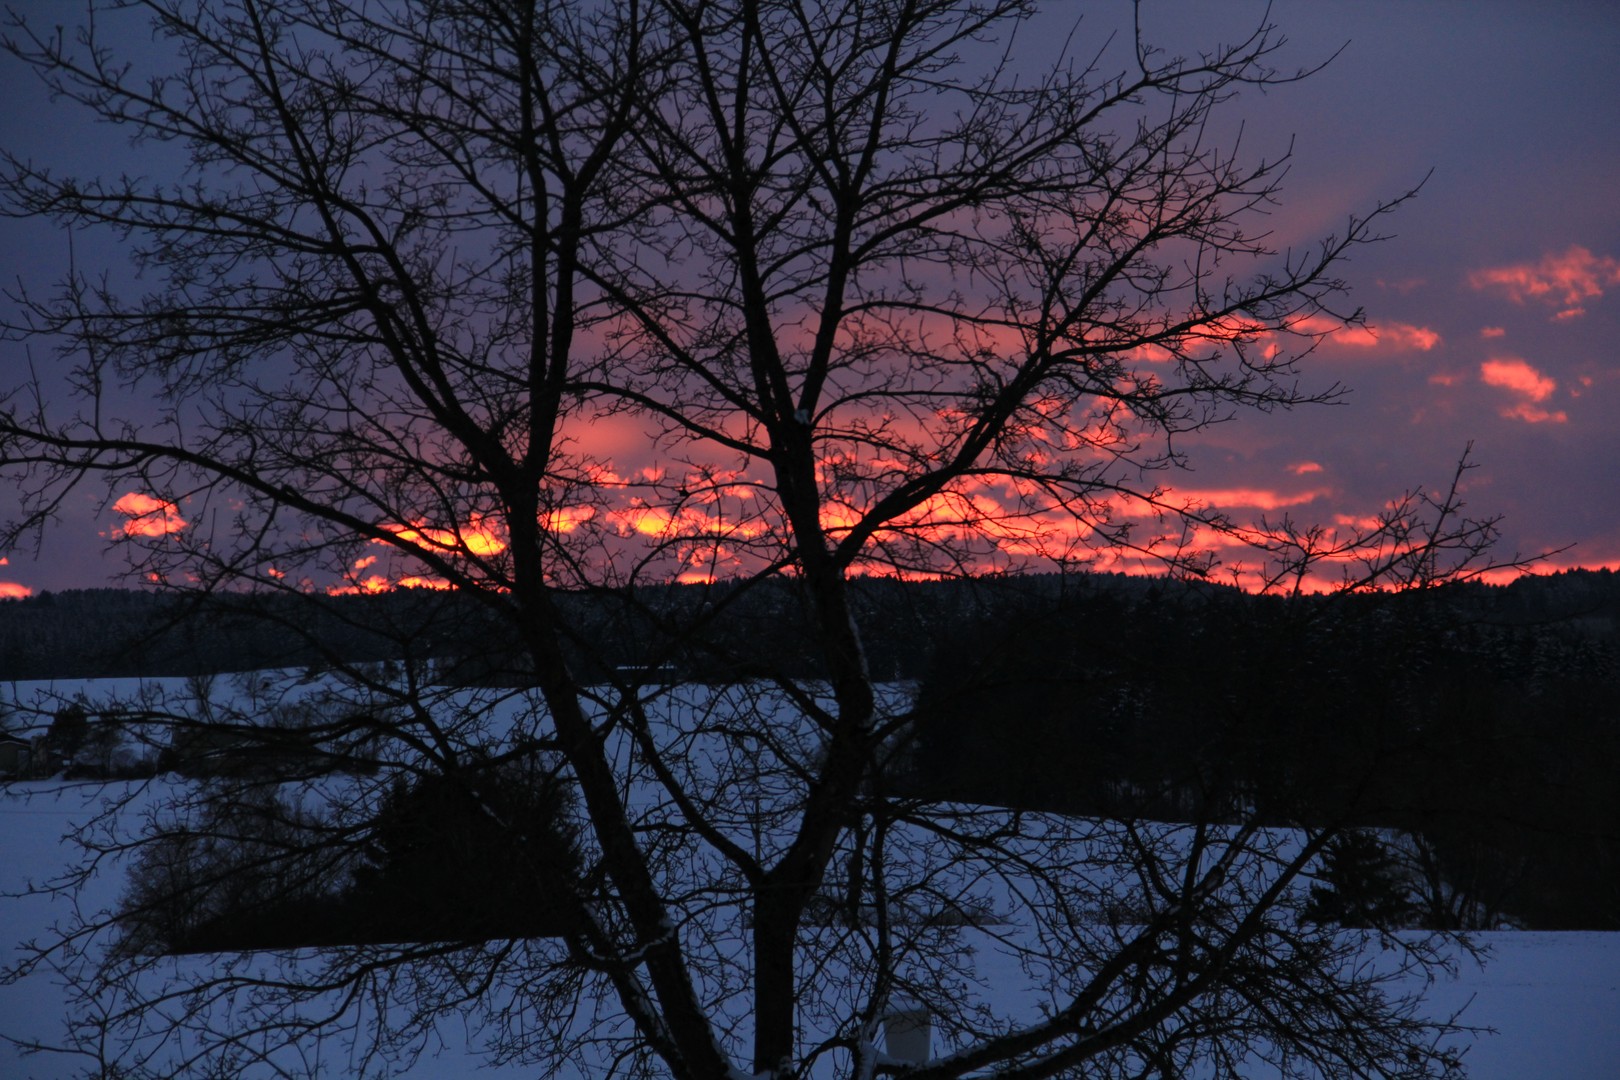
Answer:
0;1;1506;1077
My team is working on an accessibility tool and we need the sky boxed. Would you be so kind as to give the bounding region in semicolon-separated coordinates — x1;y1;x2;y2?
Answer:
0;1;1617;597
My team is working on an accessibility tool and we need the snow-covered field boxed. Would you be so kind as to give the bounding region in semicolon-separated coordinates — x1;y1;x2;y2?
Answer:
4;676;1618;1079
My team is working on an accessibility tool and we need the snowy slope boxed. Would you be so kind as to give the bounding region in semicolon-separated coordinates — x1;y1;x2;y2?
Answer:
4;675;1618;1079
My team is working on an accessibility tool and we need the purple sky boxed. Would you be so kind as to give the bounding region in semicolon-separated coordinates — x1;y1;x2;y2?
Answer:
1;1;1617;597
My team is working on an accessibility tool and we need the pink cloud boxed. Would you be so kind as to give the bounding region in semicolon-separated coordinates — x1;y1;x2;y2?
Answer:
1480;357;1556;401
0;581;31;599
1371;322;1442;351
1501;402;1568;424
1480;357;1567;423
1289;462;1324;475
1167;486;1330;512
1289;315;1440;352
111;492;188;538
1521;555;1620;576
1469;246;1620;308
1480;326;1506;339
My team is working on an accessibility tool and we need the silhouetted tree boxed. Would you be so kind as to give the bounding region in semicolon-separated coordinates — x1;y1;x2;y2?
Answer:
119;748;578;952
1305;831;1415;931
1;2;1519;1078
42;702;89;769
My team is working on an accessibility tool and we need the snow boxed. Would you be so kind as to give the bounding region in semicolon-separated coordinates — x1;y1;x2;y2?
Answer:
0;780;537;1079
7;795;1617;1079
4;675;1619;1079
1423;932;1620;1079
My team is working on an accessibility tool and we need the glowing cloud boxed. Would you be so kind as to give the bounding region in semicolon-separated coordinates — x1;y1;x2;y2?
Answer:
1480;326;1506;339
1480;357;1567;423
383;514;507;556
1170;487;1329;512
111;492;188;538
543;505;596;534
327;575;393;597
0;581;31;599
1283;314;1439;352
1501;402;1568;424
1289;462;1324;475
1367;322;1441;351
396;576;452;591
1480;357;1555;401
326;572;455;596
1469;246;1620;311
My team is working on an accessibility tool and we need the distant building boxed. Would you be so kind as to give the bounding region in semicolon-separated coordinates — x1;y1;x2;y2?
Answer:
884;999;931;1063
0;732;32;778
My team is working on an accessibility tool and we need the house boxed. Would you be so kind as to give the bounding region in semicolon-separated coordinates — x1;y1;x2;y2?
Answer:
884;1000;932;1063
0;732;32;778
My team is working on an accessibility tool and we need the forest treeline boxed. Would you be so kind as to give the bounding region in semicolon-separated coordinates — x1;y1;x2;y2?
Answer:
4;569;1617;683
4;570;1618;929
904;571;1620;931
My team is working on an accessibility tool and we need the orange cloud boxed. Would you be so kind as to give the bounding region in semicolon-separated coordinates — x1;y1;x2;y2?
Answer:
327;572;454;596
1480;357;1555;401
111;491;188;538
327;575;392;596
397;576;452;591
383;514;507;556
1288;462;1324;475
0;581;31;599
612;487;766;542
323;513;515;594
1469;246;1620;309
543;506;596;534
